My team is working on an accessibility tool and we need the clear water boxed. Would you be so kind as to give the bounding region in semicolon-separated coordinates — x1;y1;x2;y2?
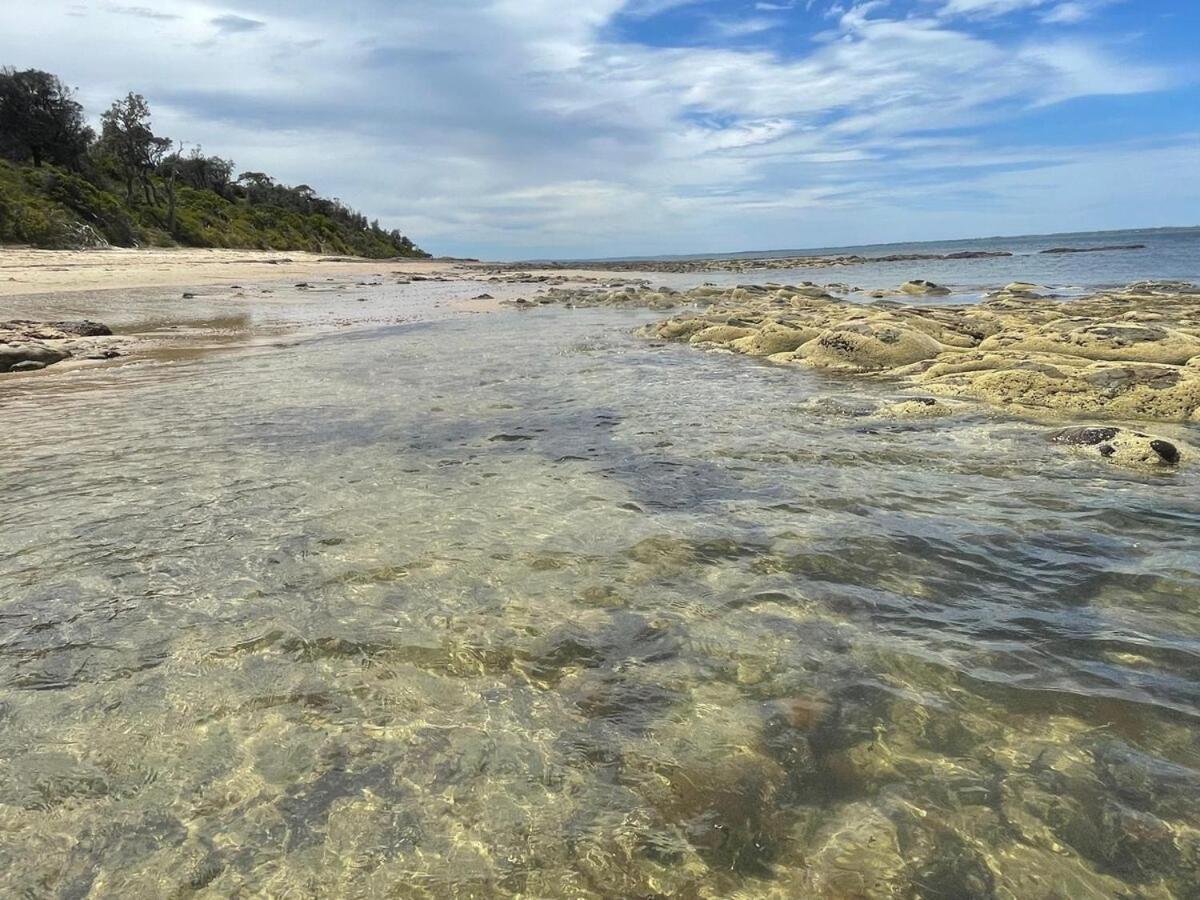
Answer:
2;294;1199;896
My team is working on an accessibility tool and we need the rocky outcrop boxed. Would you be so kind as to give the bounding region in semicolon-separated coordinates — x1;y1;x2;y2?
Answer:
516;250;1013;274
532;279;1200;469
0;320;120;373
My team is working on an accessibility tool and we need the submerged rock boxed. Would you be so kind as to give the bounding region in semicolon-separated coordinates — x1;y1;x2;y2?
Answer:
1052;425;1184;470
899;279;951;297
872;397;955;419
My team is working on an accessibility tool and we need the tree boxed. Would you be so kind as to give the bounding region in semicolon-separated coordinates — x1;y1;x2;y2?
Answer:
236;171;276;204
99;93;171;205
0;68;94;168
165;146;234;194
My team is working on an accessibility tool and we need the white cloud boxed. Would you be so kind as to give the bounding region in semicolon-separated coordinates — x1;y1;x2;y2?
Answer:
0;0;1184;257
936;0;1115;22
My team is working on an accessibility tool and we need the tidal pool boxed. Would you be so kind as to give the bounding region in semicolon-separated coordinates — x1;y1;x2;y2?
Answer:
1;304;1198;898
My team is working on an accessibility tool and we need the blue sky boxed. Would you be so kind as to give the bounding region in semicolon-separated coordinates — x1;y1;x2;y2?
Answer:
1;0;1197;258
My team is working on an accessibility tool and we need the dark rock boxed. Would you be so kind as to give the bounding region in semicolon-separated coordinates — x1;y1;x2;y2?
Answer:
1039;244;1147;255
9;360;47;372
50;320;111;337
1150;439;1180;464
1054;427;1120;446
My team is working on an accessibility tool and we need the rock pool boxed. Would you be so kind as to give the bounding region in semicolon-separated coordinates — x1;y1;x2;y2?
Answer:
1;300;1198;897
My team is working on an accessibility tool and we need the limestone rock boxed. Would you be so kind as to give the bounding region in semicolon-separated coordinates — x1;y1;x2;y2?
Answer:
730;322;821;356
1052;426;1184;470
797;321;945;371
980;321;1200;365
0;341;71;373
899;279;951;297
690;324;757;346
873;397;954;419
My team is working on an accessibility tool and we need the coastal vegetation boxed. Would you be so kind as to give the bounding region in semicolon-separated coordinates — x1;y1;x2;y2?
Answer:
0;68;426;258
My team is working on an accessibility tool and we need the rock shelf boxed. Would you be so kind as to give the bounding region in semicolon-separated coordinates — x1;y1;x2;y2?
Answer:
533;279;1200;469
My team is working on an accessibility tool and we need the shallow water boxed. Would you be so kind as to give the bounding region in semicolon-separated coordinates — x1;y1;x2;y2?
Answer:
2;303;1199;897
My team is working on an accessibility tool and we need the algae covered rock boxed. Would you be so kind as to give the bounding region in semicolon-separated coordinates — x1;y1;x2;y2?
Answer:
1052;425;1184;470
899;279;951;297
981;321;1200;365
872;397;954;419
730;322;821;357
552;278;1200;425
797;321;945;371
690;324;758;346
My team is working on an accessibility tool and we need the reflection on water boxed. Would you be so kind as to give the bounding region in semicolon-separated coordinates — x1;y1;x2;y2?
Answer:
2;307;1199;897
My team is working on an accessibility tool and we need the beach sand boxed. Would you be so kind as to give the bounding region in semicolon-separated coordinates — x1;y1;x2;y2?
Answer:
0;247;473;297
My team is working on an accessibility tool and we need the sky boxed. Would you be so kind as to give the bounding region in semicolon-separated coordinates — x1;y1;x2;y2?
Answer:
1;0;1197;259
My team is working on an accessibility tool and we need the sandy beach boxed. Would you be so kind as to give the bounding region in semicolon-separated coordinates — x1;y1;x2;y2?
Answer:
0;247;478;297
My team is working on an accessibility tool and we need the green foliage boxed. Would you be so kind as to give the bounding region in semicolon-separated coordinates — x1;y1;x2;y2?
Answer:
0;68;94;169
0;156;428;256
0;69;428;257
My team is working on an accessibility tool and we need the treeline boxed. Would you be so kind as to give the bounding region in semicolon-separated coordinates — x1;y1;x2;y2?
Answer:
0;68;427;258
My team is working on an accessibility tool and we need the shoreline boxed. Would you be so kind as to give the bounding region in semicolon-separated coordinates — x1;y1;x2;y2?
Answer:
0;248;655;380
3;247;1197;472
0;247;470;298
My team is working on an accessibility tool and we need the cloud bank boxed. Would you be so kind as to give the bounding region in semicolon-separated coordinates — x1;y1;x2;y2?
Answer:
3;0;1194;257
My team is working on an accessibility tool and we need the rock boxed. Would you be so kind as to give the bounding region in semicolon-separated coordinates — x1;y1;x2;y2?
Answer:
899;280;951;297
542;279;1200;423
795;321;945;372
981;321;1200;365
1052;426;1185;470
654;318;707;340
0;341;71;373
1039;244;1147;254
730;322;821;356
873;397;954;419
689;324;757;346
802;801;907;896
50;320;112;337
1003;282;1044;294
919;356;1200;422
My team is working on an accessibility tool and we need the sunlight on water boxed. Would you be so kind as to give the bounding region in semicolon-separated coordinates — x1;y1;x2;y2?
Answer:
2;306;1199;897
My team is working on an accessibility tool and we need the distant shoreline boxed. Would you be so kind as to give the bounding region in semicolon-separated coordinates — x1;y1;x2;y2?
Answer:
525;225;1196;266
